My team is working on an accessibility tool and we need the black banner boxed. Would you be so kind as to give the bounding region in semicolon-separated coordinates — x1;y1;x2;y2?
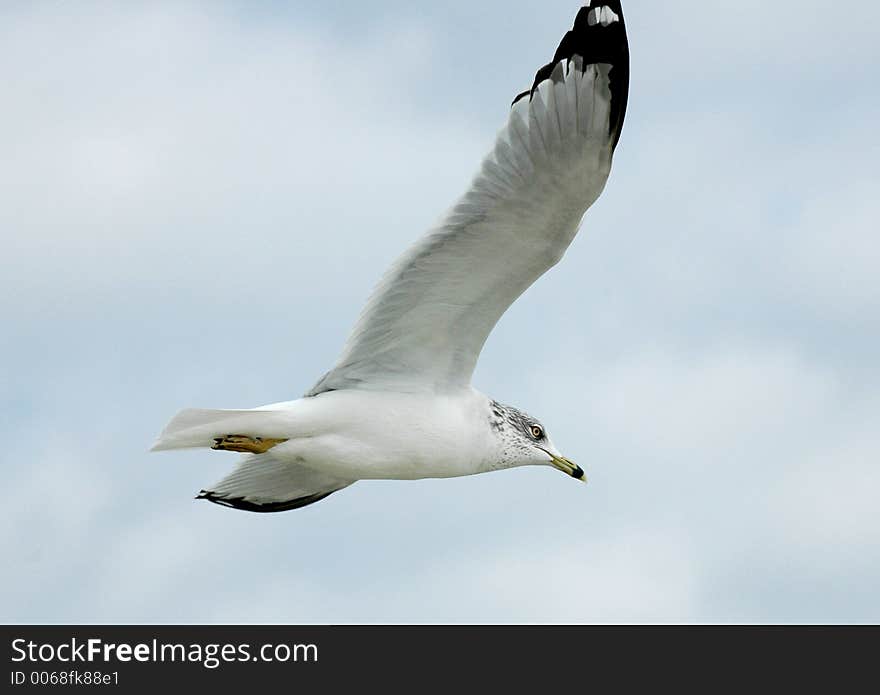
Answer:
2;625;876;689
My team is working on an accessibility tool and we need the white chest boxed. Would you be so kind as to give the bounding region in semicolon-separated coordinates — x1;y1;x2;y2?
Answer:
270;388;499;480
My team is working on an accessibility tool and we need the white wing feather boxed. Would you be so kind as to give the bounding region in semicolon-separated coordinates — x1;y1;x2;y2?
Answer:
308;9;627;396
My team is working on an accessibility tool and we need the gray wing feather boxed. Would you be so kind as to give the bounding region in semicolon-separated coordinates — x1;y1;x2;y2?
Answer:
308;17;628;396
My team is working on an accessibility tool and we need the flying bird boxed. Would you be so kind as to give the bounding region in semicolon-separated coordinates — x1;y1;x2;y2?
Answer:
152;2;630;512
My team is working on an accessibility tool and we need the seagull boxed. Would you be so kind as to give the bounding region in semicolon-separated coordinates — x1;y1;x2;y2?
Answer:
152;2;630;512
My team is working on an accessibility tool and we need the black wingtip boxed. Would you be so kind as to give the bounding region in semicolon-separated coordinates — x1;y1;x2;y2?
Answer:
196;489;339;513
514;2;630;148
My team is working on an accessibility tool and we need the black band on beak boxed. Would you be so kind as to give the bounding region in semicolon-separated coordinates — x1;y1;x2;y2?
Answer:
572;465;585;480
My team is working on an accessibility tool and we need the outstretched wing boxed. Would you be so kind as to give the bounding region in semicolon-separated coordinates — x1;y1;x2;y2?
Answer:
308;2;629;396
197;451;354;513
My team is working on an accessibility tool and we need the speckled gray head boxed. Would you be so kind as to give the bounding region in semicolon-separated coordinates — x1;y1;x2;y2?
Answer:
489;401;585;481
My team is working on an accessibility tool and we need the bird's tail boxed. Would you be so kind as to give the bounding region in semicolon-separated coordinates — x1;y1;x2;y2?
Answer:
150;407;295;452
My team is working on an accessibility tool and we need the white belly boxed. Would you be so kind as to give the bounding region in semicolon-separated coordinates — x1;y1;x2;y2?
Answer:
263;388;496;480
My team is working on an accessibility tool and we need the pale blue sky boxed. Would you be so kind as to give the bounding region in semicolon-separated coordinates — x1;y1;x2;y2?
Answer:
2;0;878;623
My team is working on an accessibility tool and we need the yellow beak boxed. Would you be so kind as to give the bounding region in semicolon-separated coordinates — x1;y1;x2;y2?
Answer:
549;454;587;483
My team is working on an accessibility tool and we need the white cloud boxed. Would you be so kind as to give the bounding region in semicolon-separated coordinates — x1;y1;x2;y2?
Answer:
465;531;699;623
199;525;698;623
580;345;840;456
0;2;485;313
773;418;880;554
785;181;880;317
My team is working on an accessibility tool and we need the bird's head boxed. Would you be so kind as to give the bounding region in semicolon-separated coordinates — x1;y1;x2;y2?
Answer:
489;401;585;482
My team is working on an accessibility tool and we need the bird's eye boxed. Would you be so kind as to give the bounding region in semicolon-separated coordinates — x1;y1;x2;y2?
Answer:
530;425;544;439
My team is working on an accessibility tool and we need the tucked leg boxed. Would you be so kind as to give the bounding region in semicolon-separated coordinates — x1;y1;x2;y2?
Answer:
212;435;288;454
